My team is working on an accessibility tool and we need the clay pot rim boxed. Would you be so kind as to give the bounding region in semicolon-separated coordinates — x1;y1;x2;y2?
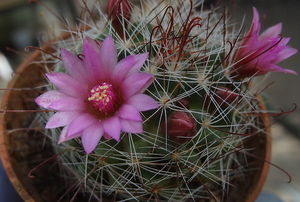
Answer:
244;96;272;202
0;32;73;202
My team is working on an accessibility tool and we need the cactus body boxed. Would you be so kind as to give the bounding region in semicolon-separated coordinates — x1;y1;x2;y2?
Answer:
34;0;296;201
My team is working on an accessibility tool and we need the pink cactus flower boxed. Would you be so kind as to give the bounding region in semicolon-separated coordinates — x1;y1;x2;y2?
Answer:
232;7;297;78
36;36;159;153
161;111;197;143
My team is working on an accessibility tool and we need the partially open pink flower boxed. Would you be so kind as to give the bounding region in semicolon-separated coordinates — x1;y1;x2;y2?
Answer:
36;36;159;153
232;7;297;78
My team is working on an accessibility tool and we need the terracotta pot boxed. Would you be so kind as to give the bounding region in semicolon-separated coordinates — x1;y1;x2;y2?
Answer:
0;35;89;202
231;99;272;202
0;40;271;202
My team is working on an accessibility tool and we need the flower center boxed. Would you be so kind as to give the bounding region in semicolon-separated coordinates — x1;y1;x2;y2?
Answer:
88;83;120;117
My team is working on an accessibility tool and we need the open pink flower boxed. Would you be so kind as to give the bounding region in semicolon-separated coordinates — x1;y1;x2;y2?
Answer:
232;7;297;78
36;36;159;153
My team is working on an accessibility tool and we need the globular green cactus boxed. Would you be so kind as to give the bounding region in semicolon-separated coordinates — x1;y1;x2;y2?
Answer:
33;0;296;201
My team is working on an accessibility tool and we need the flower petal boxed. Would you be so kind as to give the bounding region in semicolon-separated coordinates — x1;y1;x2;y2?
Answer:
130;53;149;73
66;113;97;138
251;7;260;33
273;47;298;64
35;90;65;109
259;23;282;41
103;116;121;141
118;104;142;121
126;94;159;111
58;126;81;144
121;73;154;99
120;118;143;134
82;37;104;82
81;122;104;154
99;35;118;75
46;111;83;128
84;36;100;53
242;7;260;46
111;55;135;81
261;63;297;75
103;133;112;140
112;52;149;82
61;48;87;81
48;97;86;110
46;72;88;98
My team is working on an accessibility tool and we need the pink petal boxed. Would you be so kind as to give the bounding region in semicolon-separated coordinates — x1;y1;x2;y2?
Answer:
277;37;291;47
121;73;154;99
273;47;298;64
82;37;105;82
125;94;159;111
251;7;260;33
81;122;104;153
243;7;261;46
103;133;111;140
112;53;149;82
120;118;143;134
260;63;296;75
118;104;142;121
47;97;86;111
84;37;101;53
111;55;135;81
35;90;65;109
58;126;81;144
46;72;88;98
282;69;297;75
131;53;149;73
61;48;87;81
259;23;282;41
46;111;83;128
103;116;121;141
66;113;97;138
99;35;118;75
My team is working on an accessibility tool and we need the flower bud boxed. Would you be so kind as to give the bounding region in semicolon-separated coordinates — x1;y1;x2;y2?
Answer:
161;111;197;143
106;0;132;39
213;87;239;107
176;98;190;109
204;87;239;110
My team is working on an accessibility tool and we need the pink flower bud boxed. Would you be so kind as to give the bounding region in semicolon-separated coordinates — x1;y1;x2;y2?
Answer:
214;87;239;107
205;87;239;109
106;0;132;39
204;87;239;109
161;111;197;143
177;98;190;109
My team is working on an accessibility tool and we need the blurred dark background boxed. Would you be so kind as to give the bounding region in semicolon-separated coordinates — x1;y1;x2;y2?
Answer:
0;0;77;68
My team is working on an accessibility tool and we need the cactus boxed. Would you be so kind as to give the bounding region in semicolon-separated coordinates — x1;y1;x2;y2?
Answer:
31;0;297;201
